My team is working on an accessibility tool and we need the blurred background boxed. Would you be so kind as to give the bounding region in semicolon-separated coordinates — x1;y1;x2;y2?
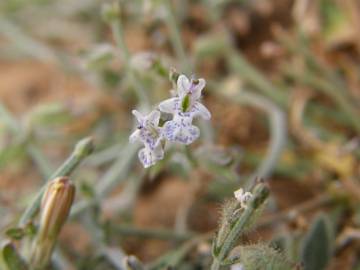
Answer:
0;0;360;269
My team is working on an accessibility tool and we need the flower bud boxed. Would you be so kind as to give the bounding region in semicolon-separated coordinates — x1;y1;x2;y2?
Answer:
30;177;75;269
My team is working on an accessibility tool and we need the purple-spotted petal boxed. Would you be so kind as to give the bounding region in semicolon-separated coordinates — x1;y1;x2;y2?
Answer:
177;74;191;97
193;102;211;120
138;146;164;168
159;97;179;114
138;148;154;168
163;119;200;145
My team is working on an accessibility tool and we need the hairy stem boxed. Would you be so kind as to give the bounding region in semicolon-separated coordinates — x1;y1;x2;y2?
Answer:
211;184;270;270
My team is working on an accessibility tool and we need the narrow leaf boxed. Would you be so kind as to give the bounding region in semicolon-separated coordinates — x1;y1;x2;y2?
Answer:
301;214;334;270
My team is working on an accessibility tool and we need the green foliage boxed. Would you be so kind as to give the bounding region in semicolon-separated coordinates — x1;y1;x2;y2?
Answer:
2;242;28;270
301;214;334;270
0;142;26;169
212;183;276;270
26;103;72;128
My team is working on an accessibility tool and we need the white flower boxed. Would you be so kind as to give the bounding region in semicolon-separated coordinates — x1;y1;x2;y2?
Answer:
234;188;253;209
129;110;164;168
159;74;211;144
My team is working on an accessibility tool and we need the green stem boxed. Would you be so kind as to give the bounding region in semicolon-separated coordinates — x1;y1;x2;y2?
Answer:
163;0;191;73
210;260;221;270
109;18;150;109
211;184;270;270
71;138;140;218
96;143;138;197
18;137;94;226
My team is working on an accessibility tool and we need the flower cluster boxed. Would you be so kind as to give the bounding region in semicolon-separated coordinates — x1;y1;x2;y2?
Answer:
129;74;211;168
234;188;253;209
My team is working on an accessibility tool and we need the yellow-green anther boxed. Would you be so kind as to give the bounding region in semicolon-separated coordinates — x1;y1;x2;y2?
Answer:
30;177;75;270
181;94;190;112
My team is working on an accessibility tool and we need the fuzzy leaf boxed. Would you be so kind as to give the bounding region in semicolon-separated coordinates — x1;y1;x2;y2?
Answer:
301;214;333;270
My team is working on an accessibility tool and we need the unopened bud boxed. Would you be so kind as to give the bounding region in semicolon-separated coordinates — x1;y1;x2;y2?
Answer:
249;183;270;209
73;137;94;160
30;177;75;269
40;177;75;237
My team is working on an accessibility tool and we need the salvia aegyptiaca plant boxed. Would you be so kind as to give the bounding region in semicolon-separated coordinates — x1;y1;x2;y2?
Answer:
1;0;358;269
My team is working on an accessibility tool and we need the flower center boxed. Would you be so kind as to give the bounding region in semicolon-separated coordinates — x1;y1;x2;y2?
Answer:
181;94;191;112
148;124;159;138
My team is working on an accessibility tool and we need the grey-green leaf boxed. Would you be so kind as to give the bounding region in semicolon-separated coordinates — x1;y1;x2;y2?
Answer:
301;214;334;270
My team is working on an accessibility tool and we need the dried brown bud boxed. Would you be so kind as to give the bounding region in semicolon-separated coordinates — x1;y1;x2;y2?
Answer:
40;177;75;237
30;177;75;269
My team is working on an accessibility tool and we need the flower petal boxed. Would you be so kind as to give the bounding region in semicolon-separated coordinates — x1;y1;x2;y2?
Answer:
177;74;190;97
191;78;206;100
138;148;153;168
159;98;179;114
132;110;144;124
146;110;160;126
193;102;211;120
129;129;141;143
153;143;164;160
163;119;199;145
138;146;163;168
